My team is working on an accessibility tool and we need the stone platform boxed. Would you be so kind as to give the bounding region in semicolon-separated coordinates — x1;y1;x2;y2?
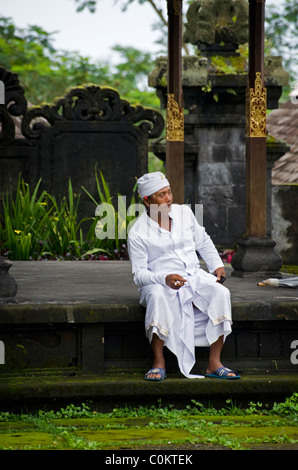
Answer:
0;260;298;410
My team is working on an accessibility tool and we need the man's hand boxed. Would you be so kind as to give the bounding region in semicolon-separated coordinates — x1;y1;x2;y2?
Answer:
166;274;187;290
214;266;226;282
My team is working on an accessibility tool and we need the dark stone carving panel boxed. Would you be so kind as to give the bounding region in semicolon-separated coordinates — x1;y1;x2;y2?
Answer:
0;71;164;220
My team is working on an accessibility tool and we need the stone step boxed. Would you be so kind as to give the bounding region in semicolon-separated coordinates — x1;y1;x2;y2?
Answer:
1;261;298;411
0;370;297;412
0;261;298;374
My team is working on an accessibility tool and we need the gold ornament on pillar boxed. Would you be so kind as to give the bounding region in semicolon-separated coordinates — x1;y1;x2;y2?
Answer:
166;93;184;142
246;72;267;138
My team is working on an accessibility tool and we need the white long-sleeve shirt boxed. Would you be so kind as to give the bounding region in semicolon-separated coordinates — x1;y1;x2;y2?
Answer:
127;204;224;287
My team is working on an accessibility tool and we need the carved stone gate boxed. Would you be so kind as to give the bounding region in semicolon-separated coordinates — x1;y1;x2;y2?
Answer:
0;68;164;223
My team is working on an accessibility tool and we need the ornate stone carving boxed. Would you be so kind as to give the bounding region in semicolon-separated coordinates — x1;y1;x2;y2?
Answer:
183;0;249;46
246;72;267;138
0;67;27;143
21;84;164;139
166;94;184;141
148;56;208;90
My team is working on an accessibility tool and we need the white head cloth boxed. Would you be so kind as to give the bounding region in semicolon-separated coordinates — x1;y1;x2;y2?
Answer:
137;172;170;198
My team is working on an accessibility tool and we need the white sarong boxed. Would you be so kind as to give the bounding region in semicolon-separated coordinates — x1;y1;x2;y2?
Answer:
140;269;232;379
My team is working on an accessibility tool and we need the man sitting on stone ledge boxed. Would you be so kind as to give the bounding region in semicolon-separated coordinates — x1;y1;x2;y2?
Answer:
127;171;240;381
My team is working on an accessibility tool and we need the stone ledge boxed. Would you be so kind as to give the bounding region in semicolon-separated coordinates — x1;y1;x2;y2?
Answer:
0;371;297;411
0;300;297;324
0;303;145;324
1;262;297;374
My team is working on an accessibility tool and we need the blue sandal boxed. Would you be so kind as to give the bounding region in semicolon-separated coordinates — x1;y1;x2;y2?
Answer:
144;367;167;381
205;366;240;379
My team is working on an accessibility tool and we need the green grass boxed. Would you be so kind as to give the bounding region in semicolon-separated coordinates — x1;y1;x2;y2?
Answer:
0;394;298;450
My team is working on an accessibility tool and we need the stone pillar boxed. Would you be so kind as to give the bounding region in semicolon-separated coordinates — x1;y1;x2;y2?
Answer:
266;138;290;238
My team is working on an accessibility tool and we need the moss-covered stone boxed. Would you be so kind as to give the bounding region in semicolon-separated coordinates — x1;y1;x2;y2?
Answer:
148;56;208;89
183;0;249;46
1;411;298;450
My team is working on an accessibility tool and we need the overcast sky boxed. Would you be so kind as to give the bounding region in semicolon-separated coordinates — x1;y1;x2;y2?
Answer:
0;0;165;63
0;0;280;64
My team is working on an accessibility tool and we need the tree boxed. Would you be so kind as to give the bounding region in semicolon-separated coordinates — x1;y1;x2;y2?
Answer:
74;0;190;55
0;17;110;104
74;0;298;101
0;16;159;108
265;0;298;96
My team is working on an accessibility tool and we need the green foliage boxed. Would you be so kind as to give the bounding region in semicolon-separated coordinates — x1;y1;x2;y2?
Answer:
0;17;107;105
0;16;159;109
0;171;138;261
0;178;54;260
74;0;97;13
82;169;139;258
281;265;298;275
209;45;248;76
265;0;298;73
265;0;298;98
38;403;94;419
0;394;297;450
39;180;98;260
271;393;298;417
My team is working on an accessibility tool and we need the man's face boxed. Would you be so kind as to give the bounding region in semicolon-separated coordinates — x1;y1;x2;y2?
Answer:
145;185;173;213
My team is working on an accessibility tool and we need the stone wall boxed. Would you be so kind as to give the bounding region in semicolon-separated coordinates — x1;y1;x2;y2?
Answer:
193;111;247;245
272;184;298;265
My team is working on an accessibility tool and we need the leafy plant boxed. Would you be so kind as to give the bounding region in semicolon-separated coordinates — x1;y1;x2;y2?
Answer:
0;171;139;261
41;179;96;259
82;168;140;259
270;392;298;417
1;394;298;450
0;177;54;260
